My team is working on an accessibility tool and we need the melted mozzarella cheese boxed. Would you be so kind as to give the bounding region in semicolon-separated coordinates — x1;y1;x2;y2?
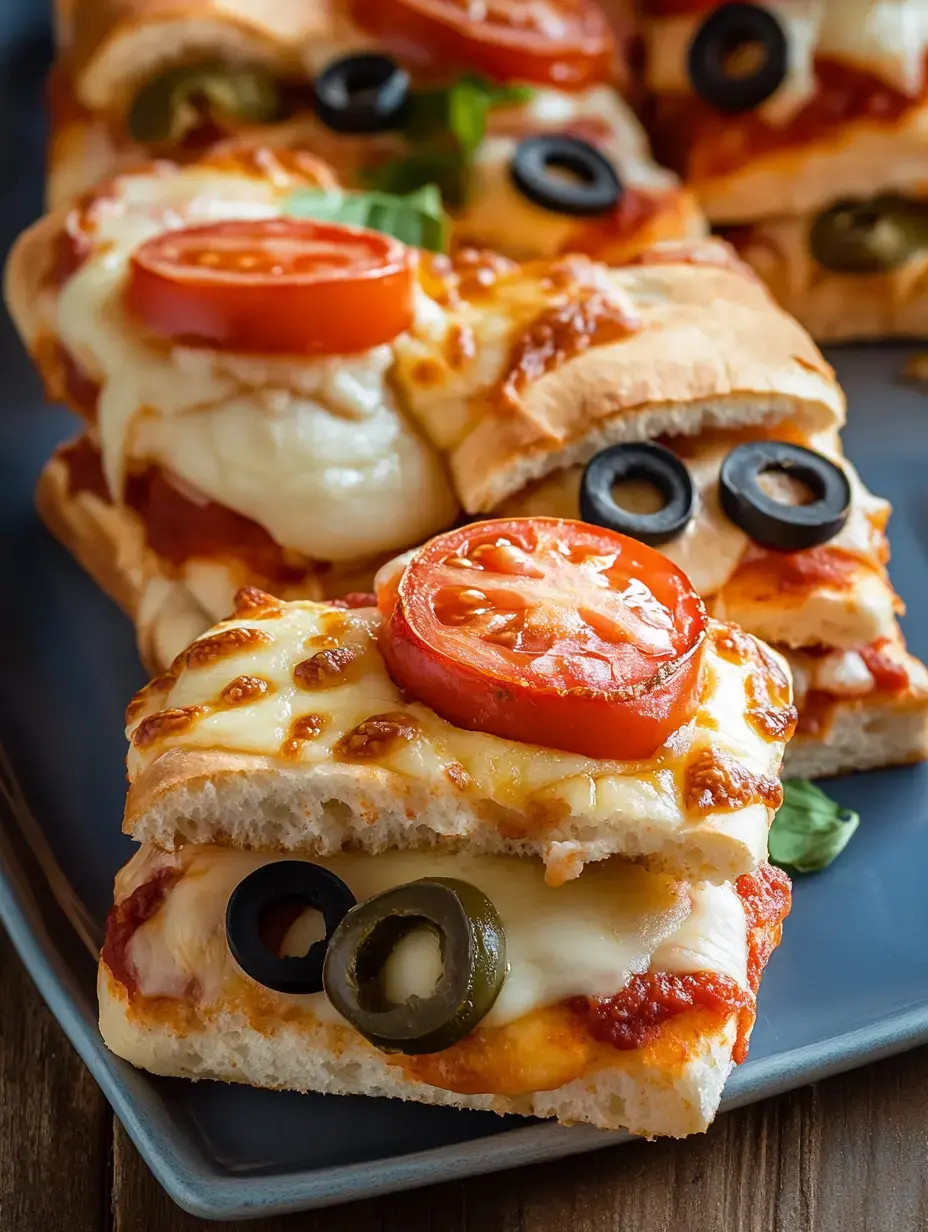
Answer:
125;600;786;885
457;87;683;259
118;845;748;1025
817;0;928;96
54;166;458;562
497;428;888;600
645;0;823;122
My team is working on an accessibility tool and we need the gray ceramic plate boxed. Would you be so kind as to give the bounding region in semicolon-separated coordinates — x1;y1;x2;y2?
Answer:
4;3;928;1220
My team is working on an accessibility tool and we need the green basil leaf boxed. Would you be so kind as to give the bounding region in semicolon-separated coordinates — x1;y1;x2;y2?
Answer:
366;75;534;208
361;152;469;209
283;185;449;252
768;779;860;874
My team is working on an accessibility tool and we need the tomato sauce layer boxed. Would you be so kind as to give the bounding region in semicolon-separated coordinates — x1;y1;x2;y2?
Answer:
102;867;180;998
574;864;791;1064
653;56;926;180
60;437;318;583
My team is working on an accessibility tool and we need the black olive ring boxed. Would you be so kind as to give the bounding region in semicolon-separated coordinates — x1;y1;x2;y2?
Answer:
313;53;410;134
580;442;697;547
719;441;851;551
323;878;508;1054
226;861;357;995
687;2;788;114
510;134;622;217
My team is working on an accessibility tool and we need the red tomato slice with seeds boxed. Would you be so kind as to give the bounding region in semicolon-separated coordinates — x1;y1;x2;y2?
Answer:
350;0;613;89
125;218;416;355
377;517;707;760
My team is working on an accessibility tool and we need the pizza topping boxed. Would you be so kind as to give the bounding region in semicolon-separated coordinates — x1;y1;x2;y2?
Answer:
509;134;621;216
577;970;750;1049
280;713;328;756
687;2;789;113
126;61;283;146
185;627;273;669
497;290;638;413
219;675;274;707
124;219;416;355
745;672;798;742
284;183;448;253
719;442;851;552
580;443;697;547
349;0;612;90
859;639;911;693
226;861;357;995
684;747;783;814
294;646;361;689
335;712;421;759
102;867;181;999
768;780;859;875
377;517;707;760
323;877;507;1053
809;196;928;274
131;705;211;749
232;588;287;619
313;53;411;134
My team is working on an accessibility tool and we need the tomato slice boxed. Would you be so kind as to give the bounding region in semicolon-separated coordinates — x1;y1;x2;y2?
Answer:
125;219;416;355
377;518;707;760
350;0;613;90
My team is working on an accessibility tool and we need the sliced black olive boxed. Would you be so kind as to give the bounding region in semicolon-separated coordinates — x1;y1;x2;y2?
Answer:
226;861;356;995
313;53;410;134
719;441;851;551
580;443;696;547
809;196;928;274
510;134;621;217
687;3;788;113
323;878;507;1054
127;61;282;144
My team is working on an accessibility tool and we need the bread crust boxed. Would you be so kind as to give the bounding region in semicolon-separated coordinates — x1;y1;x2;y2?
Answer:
70;0;328;111
97;962;737;1137
439;253;844;512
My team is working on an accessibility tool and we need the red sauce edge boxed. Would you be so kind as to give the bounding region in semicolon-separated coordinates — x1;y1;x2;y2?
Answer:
737;545;860;593
101;866;180;998
859;639;910;693
572;864;791;1065
653;55;926;180
59;437;317;584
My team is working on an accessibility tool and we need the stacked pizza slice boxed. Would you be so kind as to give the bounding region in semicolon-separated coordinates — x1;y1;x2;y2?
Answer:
640;0;928;341
5;148;927;778
47;0;704;263
101;517;793;1137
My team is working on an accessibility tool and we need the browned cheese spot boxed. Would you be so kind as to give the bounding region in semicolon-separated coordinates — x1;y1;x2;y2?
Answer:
219;675;273;707
232;586;286;619
444;761;474;791
125;670;177;726
280;713;326;757
186;626;274;668
131;705;210;749
684;747;783;815
495;290;639;419
294;645;359;689
335;712;420;761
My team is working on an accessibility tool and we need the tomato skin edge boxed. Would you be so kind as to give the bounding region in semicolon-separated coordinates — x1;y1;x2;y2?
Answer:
378;592;707;761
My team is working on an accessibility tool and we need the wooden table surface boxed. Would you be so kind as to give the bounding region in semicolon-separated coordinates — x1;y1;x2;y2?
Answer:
3;924;926;1232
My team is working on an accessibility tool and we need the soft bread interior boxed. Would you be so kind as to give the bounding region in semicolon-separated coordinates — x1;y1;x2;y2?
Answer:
98;964;737;1138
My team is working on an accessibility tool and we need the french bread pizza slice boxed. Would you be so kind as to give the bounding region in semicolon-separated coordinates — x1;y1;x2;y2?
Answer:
641;0;928;341
98;841;790;1137
122;518;796;885
49;0;703;265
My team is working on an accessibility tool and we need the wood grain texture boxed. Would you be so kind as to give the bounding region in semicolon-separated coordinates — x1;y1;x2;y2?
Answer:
3;929;928;1232
0;926;110;1232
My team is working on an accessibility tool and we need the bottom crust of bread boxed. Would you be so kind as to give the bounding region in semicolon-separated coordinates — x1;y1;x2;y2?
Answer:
782;692;928;779
98;965;737;1139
